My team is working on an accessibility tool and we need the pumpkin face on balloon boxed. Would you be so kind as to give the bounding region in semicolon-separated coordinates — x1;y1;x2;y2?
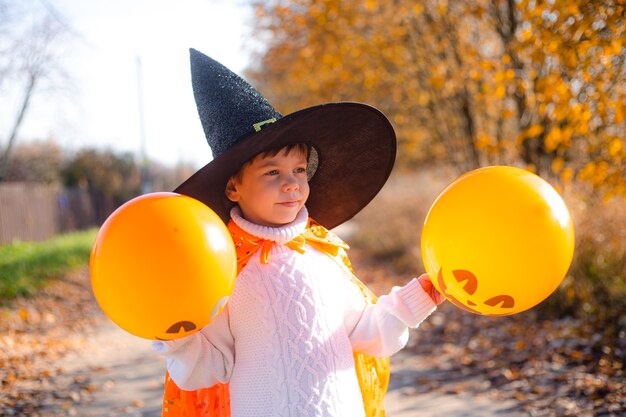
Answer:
157;295;230;340
436;268;515;316
90;193;237;340
161;320;199;340
421;166;575;316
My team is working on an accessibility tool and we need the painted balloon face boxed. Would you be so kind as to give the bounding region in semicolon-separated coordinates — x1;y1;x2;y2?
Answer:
90;192;237;341
158;321;198;340
155;295;231;340
421;166;575;316
437;268;515;316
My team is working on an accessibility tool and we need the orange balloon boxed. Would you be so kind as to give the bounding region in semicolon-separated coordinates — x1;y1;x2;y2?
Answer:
90;192;237;340
421;166;575;316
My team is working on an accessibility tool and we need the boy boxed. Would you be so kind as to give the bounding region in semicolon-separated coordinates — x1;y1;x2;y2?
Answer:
153;49;444;417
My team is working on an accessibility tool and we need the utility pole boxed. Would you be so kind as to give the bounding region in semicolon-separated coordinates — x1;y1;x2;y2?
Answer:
136;56;151;194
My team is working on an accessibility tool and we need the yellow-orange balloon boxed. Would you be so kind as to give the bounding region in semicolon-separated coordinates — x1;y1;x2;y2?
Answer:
90;192;237;340
421;166;574;316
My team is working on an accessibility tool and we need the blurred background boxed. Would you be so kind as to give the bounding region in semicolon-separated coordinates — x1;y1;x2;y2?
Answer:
0;0;624;416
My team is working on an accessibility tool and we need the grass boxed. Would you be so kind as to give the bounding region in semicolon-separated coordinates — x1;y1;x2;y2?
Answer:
349;166;626;324
0;229;98;302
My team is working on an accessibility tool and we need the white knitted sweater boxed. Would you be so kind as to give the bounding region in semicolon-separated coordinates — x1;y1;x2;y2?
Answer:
153;207;436;417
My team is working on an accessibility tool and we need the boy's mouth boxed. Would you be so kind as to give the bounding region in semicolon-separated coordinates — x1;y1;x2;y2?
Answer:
277;200;300;207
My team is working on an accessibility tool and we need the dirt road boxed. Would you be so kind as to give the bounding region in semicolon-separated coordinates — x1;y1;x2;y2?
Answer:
40;318;527;417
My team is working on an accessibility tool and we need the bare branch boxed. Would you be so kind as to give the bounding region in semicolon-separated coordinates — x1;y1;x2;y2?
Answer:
0;1;74;180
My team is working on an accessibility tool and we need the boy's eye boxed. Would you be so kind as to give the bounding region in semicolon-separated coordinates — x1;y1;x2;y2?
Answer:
265;169;279;176
294;167;307;174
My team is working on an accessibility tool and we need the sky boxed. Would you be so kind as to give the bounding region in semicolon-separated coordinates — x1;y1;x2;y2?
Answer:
9;0;254;168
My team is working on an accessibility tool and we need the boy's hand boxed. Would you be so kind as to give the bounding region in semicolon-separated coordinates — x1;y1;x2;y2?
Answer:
417;274;446;305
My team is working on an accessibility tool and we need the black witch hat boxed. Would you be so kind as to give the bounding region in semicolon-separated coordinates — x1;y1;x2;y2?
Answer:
175;49;396;230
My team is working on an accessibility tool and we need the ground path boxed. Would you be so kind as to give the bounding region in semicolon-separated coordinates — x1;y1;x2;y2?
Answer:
40;320;163;417
6;264;619;416
40;315;528;417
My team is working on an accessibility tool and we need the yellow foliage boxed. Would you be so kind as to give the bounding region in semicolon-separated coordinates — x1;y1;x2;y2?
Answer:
519;27;533;42
578;162;595;181
502;108;515;119
608;138;623;158
429;74;446;90
525;124;544;138
495;85;506;99
365;0;377;11
610;39;622;55
479;60;494;71
561;167;574;183
248;0;626;198
475;133;491;149
545;127;563;152
615;105;624;124
575;122;589;135
417;92;430;106
437;0;448;16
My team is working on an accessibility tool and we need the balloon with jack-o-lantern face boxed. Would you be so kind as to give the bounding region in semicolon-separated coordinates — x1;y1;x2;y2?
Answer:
421;166;575;316
90;192;237;340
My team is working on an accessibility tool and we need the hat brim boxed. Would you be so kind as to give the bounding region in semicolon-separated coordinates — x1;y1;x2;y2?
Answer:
175;102;396;230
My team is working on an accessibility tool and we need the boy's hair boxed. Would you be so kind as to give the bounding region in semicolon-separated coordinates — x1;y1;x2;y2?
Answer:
229;143;310;184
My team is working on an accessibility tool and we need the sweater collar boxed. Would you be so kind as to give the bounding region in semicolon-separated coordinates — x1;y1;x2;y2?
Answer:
229;206;309;245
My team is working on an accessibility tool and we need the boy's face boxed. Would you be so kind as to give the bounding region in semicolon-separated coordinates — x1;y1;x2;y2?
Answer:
226;148;310;227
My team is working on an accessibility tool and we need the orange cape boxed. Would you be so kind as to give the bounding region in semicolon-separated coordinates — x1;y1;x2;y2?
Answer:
161;218;390;416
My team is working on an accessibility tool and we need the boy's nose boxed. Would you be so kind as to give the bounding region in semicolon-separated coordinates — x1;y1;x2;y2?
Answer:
283;175;299;192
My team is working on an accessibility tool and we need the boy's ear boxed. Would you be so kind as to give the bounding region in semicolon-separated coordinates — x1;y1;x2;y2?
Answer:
225;178;240;202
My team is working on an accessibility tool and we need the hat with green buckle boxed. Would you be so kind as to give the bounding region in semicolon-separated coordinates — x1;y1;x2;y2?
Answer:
175;48;396;230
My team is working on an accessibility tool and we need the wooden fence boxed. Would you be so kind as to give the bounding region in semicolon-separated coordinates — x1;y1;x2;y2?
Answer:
0;182;101;245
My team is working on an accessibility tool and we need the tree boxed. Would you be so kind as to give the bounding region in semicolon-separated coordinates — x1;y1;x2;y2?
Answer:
1;139;63;183
248;0;626;197
490;0;626;195
0;0;73;180
62;149;142;224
